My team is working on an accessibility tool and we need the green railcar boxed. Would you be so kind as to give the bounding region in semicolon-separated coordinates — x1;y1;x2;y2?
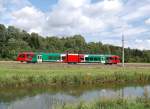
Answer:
30;53;61;63
84;54;107;63
41;53;61;62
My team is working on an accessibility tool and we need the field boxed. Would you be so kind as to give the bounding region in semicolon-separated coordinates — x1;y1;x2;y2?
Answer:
0;61;150;87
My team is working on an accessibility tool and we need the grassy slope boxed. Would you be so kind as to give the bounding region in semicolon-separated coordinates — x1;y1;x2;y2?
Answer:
0;62;150;87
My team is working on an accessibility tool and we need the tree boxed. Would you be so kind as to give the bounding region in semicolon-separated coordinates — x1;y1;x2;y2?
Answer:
0;24;6;42
29;32;40;49
0;24;7;58
7;26;20;40
7;38;31;59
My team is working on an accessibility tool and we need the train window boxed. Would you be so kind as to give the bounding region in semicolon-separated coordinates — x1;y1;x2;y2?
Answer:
48;56;52;60
85;57;89;60
48;56;60;60
62;56;66;60
19;54;24;58
94;58;98;61
115;57;119;60
55;56;60;60
27;54;33;58
110;57;113;60
107;57;112;60
90;58;93;61
99;58;101;61
103;57;105;60
113;57;116;60
80;57;84;60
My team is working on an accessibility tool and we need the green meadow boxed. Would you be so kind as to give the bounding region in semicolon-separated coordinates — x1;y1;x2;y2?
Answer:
0;61;150;87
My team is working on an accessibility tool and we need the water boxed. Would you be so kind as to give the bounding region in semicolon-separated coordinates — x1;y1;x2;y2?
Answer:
0;84;150;109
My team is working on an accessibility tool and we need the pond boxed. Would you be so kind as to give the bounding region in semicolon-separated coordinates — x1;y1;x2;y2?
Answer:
0;84;150;109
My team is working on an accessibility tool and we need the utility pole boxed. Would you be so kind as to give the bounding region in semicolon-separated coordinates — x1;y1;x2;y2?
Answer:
122;33;124;67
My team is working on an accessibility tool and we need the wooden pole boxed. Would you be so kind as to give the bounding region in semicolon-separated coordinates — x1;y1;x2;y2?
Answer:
122;34;124;67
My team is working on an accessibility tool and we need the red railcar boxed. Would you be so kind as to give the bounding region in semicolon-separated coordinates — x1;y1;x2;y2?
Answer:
16;52;34;62
106;55;120;64
63;54;84;64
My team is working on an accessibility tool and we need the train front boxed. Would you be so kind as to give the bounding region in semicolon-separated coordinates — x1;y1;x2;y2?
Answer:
16;52;35;63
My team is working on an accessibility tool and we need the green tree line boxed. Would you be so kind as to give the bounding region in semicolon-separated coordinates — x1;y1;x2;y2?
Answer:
0;24;150;62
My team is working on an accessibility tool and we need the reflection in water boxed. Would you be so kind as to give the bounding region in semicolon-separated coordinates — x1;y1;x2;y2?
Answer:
0;85;150;109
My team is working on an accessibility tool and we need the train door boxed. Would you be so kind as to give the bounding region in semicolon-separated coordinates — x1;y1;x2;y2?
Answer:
61;54;66;62
37;55;42;63
101;56;105;64
79;54;85;63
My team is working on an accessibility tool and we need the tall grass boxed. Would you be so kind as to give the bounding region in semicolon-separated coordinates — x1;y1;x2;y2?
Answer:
0;62;150;87
60;97;150;109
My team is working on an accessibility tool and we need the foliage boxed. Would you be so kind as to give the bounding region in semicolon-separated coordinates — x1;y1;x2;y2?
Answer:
0;24;150;62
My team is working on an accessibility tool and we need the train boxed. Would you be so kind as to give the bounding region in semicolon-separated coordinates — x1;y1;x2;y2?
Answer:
16;52;120;64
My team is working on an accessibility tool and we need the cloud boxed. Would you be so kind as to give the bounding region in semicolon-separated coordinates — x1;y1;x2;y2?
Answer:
129;39;150;50
145;18;150;25
123;27;148;37
102;39;150;50
10;0;31;8
57;0;90;8
0;0;31;12
0;0;31;24
44;0;124;36
0;0;5;14
0;0;150;50
123;4;150;21
11;6;45;34
8;0;125;36
102;0;122;11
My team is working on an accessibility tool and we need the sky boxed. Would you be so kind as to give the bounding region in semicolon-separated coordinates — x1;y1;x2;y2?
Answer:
0;0;150;50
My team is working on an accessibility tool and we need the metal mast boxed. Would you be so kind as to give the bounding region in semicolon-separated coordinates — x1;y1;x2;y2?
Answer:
122;33;124;67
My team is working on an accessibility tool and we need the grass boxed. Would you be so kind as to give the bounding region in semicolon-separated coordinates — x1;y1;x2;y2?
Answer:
0;62;150;87
59;97;150;109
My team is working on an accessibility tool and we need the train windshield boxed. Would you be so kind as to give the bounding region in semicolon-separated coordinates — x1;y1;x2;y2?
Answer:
107;56;119;60
107;57;113;60
27;54;34;58
19;54;25;58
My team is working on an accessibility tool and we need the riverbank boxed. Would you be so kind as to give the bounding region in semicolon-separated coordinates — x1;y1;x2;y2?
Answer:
60;97;150;109
0;61;150;88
